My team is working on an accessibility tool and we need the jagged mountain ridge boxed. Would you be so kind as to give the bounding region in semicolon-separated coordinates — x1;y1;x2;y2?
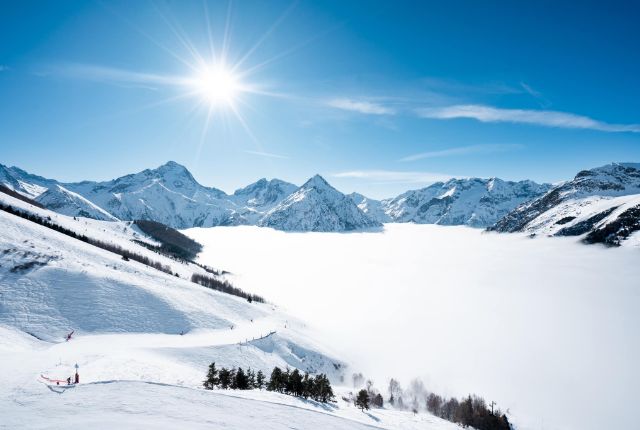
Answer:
3;160;639;239
490;163;640;246
0;162;378;232
351;178;551;228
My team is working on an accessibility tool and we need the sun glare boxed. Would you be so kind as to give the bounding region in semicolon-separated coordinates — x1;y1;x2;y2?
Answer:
193;65;241;106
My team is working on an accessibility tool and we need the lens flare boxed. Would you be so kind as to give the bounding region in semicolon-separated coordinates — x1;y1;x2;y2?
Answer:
192;65;241;106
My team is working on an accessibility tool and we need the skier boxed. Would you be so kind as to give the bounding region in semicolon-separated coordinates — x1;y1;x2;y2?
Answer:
66;377;71;385
65;330;74;341
74;372;79;384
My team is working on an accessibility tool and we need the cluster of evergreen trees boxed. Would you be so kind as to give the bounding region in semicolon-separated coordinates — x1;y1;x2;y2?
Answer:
203;363;334;403
191;273;265;303
352;390;384;411
0;185;44;208
133;219;203;260
353;373;511;430
266;367;334;402
426;393;511;430
203;363;266;390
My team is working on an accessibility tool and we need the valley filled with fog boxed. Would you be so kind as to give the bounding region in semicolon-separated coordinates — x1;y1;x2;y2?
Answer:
187;224;640;430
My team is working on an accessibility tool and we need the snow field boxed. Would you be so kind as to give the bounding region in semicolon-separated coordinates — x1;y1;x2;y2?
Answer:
187;224;640;430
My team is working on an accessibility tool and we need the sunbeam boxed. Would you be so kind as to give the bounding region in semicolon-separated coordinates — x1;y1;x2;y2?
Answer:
95;0;317;150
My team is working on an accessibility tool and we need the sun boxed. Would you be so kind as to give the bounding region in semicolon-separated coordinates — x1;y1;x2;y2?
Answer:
192;64;242;107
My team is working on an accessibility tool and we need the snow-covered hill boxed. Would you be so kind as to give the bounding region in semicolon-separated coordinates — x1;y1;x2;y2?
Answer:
0;190;461;430
351;178;550;228
260;175;382;232
491;163;640;246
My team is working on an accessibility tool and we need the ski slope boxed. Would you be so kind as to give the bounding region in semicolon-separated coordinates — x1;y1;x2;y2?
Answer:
0;193;460;429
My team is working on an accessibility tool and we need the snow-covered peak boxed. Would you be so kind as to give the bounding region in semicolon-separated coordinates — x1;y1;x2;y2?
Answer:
153;160;195;181
234;178;269;195
569;162;640;196
233;178;297;200
230;178;298;224
259;175;381;232
301;174;331;190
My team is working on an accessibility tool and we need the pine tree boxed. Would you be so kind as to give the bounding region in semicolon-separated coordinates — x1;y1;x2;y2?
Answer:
289;369;304;397
247;368;256;389
267;367;283;392
203;362;219;390
302;372;313;399
314;373;334;403
256;370;265;390
356;389;370;410
372;393;384;408
235;367;249;390
229;368;238;389
283;368;292;394
202;362;219;390
218;367;231;389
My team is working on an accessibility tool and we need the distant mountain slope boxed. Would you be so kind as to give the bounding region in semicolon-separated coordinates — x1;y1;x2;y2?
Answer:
0;162;296;229
0;164;57;198
490;163;640;246
230;178;298;224
0;163;378;232
4;160;639;239
348;192;392;223
350;178;551;228
36;184;119;221
63;161;237;228
260;175;382;232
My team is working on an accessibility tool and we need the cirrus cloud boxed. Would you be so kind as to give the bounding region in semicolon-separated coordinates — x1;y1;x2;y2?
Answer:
417;104;640;133
399;143;524;162
327;98;396;115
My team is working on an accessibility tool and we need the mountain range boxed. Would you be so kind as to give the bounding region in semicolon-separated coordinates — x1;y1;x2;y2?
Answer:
1;161;639;244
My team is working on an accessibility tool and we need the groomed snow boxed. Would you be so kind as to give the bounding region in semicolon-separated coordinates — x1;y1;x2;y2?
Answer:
186;224;640;430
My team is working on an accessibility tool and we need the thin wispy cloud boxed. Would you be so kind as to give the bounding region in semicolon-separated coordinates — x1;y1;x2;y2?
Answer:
327;98;395;115
243;149;289;159
420;76;523;96
333;170;457;184
417;104;640;133
399;143;524;162
519;82;552;108
39;63;189;89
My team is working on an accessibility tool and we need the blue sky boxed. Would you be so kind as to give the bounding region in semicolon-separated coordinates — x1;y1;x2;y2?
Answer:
1;0;639;198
